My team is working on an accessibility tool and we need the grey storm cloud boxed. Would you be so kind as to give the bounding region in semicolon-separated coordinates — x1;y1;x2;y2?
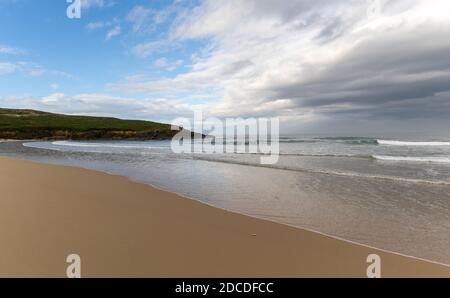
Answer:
274;27;450;116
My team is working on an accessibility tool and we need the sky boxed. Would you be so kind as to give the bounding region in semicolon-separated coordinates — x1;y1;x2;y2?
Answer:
0;0;450;134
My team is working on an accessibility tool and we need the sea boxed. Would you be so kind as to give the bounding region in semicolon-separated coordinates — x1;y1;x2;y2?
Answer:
1;132;449;265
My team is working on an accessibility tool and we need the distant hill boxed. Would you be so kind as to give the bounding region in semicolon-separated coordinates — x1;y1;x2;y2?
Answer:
0;108;182;140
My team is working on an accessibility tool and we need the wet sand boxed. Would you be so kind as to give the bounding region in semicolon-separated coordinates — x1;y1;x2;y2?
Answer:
0;156;448;277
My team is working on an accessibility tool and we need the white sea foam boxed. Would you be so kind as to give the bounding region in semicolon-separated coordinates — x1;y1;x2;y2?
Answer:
51;141;164;150
378;140;450;146
374;155;450;163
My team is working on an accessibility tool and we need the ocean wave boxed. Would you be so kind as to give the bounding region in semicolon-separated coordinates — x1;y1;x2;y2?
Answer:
192;156;450;186
213;138;319;144
279;138;318;143
277;153;374;159
378;140;450;146
280;140;318;143
20;141;450;185
51;141;166;150
314;137;379;145
240;152;450;163
52;141;104;148
373;155;450;163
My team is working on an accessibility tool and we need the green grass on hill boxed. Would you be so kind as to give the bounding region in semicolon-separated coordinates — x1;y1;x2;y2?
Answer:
0;108;178;140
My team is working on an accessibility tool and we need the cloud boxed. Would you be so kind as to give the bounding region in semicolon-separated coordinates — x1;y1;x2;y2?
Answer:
0;93;196;123
0;44;24;55
126;2;190;59
126;2;186;34
105;25;121;41
153;57;184;71
0;62;17;75
86;17;120;31
131;40;169;58
86;21;105;30
109;0;450;132
0;61;75;79
80;0;113;9
126;5;152;33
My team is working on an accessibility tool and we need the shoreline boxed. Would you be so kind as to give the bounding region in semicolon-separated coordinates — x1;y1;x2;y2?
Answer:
132;166;450;269
10;140;450;265
0;156;449;277
4;148;450;268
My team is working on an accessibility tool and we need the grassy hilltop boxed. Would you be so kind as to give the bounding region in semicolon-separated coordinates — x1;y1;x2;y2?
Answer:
0;108;179;140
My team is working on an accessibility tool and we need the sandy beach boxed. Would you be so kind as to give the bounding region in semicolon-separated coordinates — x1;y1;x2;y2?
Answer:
0;156;448;277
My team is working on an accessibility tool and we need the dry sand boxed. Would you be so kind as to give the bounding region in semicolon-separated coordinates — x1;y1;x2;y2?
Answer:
0;156;448;277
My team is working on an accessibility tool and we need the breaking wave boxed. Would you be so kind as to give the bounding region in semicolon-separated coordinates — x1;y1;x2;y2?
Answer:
373;155;450;163
378;140;450;146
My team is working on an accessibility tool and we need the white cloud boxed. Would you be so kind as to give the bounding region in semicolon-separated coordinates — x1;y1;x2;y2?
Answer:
80;0;113;9
28;67;44;77
126;2;185;34
131;40;168;58
86;21;105;30
153;58;184;71
0;61;75;79
0;44;23;55
105;25;121;41
126;5;152;33
0;62;17;75
0;93;197;123
153;57;168;68
86;17;120;32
